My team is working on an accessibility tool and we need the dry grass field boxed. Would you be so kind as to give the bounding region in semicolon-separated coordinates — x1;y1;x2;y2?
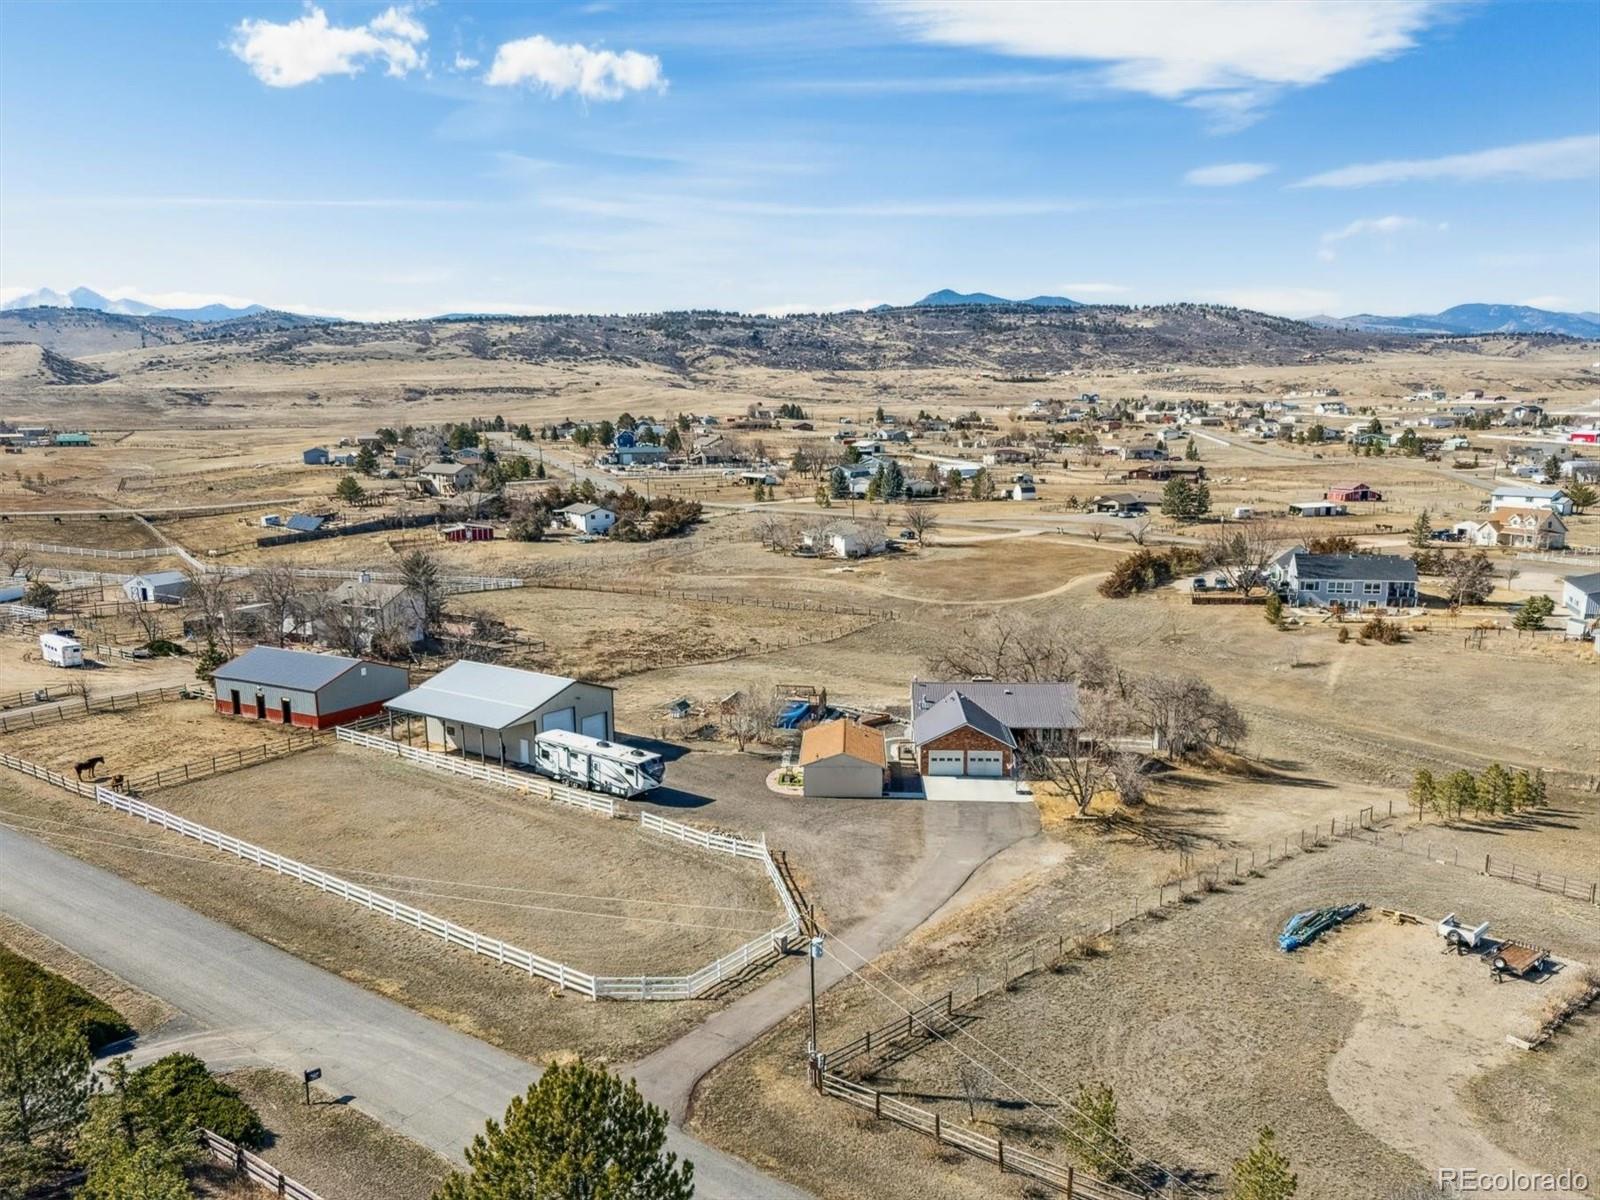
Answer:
0;698;308;782
692;838;1600;1200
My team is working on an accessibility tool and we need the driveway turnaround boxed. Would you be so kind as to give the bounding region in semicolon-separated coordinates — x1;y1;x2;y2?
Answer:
0;825;810;1200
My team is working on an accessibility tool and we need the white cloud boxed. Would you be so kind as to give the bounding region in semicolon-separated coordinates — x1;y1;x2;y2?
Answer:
484;35;665;101
1296;134;1600;188
453;52;480;72
1201;286;1342;316
881;1;1449;123
1317;214;1441;260
230;5;427;87
1183;162;1273;186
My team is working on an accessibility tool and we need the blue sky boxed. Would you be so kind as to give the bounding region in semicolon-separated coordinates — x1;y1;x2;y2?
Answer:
2;0;1597;319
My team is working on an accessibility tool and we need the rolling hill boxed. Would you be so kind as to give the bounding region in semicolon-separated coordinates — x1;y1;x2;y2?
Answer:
1312;303;1599;338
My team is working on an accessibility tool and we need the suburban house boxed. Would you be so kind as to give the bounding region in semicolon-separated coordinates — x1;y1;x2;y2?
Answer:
420;461;476;494
1324;482;1382;503
1273;553;1418;609
1492;509;1568;549
123;571;191;604
1562;571;1600;620
612;442;670;467
212;646;408;730
911;680;1080;752
1123;462;1207;483
440;521;495;542
1091;492;1149;514
302;447;330;465
910;691;1017;778
1490;484;1575;516
798;719;887;798
560;503;617;535
802;521;887;559
385;661;614;765
1287;500;1348;518
325;579;427;647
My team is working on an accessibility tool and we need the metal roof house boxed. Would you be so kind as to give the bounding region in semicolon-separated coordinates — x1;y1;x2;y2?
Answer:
1275;553;1417;610
910;690;1018;778
384;661;614;766
123;571;191;604
559;503;617;535
798;720;886;798
212;646;408;729
911;680;1081;746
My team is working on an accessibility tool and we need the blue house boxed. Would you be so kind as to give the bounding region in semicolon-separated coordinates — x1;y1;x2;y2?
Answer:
303;447;330;465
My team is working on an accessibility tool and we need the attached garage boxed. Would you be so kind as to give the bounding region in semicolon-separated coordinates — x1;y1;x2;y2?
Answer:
911;691;1017;779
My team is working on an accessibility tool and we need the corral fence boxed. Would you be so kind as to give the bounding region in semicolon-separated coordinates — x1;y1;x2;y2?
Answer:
255;511;443;548
199;1129;323;1200
334;724;618;818
0;683;79;712
126;733;323;793
0;686;208;735
0;539;168;560
815;1072;1137;1199
0;750;96;797
4;602;50;622
1349;826;1599;907
523;577;898;620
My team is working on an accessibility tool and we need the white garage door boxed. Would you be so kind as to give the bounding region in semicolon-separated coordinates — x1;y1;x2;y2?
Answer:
541;707;576;733
580;711;609;740
966;751;1004;777
926;751;965;776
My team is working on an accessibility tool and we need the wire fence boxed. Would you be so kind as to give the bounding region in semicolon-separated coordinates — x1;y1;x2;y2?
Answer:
199;1129;324;1200
0;683;80;713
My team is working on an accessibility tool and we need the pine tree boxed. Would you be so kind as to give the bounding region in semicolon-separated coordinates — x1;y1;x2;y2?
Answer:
1229;1127;1298;1200
1185;438;1200;461
829;467;849;499
1408;769;1435;823
1263;593;1284;625
1478;762;1512;816
335;474;366;504
436;1061;693;1200
1407;509;1433;548
0;977;94;1192
1161;478;1194;520
1062;1081;1132;1183
1508;770;1535;812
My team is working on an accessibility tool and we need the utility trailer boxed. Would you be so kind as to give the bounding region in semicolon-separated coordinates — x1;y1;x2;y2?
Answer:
1437;912;1491;953
39;632;84;668
531;728;665;798
1490;941;1549;983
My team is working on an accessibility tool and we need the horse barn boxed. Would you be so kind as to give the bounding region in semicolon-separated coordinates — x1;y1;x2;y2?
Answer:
211;646;410;730
382;660;614;766
440;520;495;542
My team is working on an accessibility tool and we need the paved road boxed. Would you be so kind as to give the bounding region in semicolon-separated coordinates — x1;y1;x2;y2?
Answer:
0;825;809;1199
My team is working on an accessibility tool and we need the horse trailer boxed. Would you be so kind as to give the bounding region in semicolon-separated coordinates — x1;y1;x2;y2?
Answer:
532;728;665;798
39;632;84;668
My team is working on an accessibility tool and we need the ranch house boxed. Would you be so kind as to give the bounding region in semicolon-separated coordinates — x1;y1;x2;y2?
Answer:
384;661;614;766
212;646;409;730
1274;552;1418;610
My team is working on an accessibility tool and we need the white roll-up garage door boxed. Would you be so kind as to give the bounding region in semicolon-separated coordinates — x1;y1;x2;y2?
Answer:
926;751;965;776
966;751;1004;777
580;711;609;740
541;707;576;733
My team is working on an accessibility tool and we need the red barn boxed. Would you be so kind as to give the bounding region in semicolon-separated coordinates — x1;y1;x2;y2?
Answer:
441;521;495;542
1325;482;1382;502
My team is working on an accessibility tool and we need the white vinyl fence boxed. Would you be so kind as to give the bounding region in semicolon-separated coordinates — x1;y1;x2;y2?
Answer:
334;725;618;817
1;539;168;560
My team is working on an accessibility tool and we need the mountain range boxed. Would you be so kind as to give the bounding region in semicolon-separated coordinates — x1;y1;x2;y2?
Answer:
1;286;272;323
1307;303;1600;338
907;288;1081;308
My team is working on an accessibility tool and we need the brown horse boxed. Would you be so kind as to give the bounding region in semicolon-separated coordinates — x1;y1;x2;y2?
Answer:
74;755;105;780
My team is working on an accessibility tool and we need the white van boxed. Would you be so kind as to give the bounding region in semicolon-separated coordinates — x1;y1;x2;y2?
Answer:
39;632;84;668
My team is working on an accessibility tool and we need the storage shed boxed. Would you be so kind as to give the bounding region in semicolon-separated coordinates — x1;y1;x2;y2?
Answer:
384;661;614;766
799;720;886;798
441;521;495;542
123;571;191;604
212;646;409;729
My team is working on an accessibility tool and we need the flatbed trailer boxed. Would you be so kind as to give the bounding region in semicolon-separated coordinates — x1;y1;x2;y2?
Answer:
1490;941;1549;982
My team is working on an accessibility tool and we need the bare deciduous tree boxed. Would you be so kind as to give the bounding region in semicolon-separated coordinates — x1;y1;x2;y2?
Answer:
955;1064;986;1122
1136;674;1246;760
928;615;1084;684
1127;516;1152;546
901;502;939;544
722;690;779;752
1107;751;1151;807
183;570;238;656
253;565;301;647
1202;521;1288;596
0;545;33;580
399;549;446;637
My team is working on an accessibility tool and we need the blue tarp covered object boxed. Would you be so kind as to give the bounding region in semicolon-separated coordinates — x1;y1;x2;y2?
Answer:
1278;903;1365;952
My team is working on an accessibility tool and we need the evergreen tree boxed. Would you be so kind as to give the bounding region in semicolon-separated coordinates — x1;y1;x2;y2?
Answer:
970;468;996;500
1407;510;1433;548
664;426;682;453
0;977;94;1193
944;468;964;498
1229;1127;1298;1200
882;458;906;500
1408;769;1435;823
193;637;226;683
436;1061;693;1200
1439;769;1478;821
335;474;366;504
1508;770;1535;812
1185;439;1200;461
1478;763;1513;816
1263;593;1284;625
1191;479;1212;519
1062;1081;1132;1184
596;420;615;447
355;443;379;475
1512;596;1548;630
828;467;849;500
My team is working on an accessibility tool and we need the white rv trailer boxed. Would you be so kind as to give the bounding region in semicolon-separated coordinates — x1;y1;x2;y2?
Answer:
532;728;665;798
39;632;84;668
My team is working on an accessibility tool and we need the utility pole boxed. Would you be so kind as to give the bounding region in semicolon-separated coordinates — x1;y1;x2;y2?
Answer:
807;930;824;1081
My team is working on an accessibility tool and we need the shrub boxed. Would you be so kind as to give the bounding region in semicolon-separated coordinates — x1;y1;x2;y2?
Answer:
1359;616;1402;644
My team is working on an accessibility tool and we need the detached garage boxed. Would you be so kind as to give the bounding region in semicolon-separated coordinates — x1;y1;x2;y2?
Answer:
383;661;614;766
212;646;409;730
799;720;886;798
912;691;1017;778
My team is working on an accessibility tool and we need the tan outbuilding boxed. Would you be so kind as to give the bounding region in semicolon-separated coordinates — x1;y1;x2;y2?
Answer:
799;719;886;798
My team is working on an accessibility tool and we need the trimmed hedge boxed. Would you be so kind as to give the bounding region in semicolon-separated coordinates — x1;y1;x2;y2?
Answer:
0;945;134;1052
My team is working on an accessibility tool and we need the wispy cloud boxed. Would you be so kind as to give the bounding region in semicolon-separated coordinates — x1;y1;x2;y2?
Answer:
28;195;483;211
484;35;665;100
1295;134;1600;187
537;193;1095;221
879;0;1451;126
229;5;427;87
1317;214;1443;260
1183;162;1273;186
